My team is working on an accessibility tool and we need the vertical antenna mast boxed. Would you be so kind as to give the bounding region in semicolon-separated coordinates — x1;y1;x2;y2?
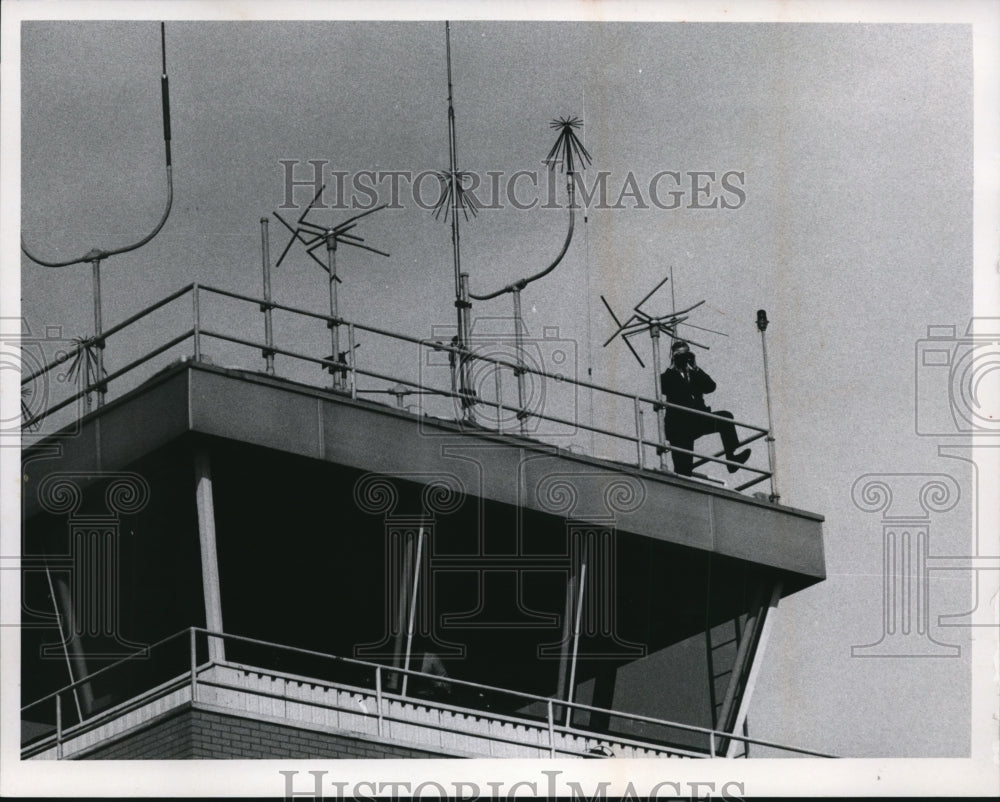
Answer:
445;21;461;300
444;21;475;416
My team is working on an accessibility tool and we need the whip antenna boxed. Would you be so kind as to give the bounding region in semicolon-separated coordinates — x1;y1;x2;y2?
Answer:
20;22;176;409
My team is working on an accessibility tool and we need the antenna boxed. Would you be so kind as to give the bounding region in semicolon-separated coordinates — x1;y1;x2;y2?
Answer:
20;22;175;408
601;275;720;469
437;21;478;419
466;117;591;434
272;187;390;391
430;23;592;433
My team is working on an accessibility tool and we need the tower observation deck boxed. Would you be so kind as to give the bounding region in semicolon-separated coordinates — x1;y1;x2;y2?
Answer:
19;282;827;760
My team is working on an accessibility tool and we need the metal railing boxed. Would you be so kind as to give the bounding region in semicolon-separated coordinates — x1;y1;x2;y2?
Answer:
22;282;774;493
21;627;835;759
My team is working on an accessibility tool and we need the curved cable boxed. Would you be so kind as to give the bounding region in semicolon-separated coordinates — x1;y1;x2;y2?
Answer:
469;185;575;301
468;118;589;302
21;22;174;268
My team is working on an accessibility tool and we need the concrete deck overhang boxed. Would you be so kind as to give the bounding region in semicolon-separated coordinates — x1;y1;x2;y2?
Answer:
23;360;825;591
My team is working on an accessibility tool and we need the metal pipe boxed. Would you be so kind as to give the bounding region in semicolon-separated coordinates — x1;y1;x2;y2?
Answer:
55;693;63;759
400;527;425;697
91;259;105;407
192;283;201;362
327;238;340;389
458;272;475;421
260;218;274;375
375;666;384;736
634;395;644;468
564;560;587;726
547;699;555;757
189;627;198;703
43;558;83;722
347;323;357;399
756;310;780;503
493;356;503;432
512;287;527;435
650;327;667;470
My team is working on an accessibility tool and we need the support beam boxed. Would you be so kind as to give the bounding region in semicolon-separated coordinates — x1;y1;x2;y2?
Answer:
390;530;414;691
194;451;225;662
715;582;766;738
726;580;782;757
401;527;425;697
565;560;587;725
50;573;94;716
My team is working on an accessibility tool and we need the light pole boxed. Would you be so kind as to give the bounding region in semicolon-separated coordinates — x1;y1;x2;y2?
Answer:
756;309;780;503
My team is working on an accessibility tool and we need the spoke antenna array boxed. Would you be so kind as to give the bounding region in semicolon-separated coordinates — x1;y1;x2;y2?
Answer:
272;187;390;390
21;22;175;409
601;274;726;468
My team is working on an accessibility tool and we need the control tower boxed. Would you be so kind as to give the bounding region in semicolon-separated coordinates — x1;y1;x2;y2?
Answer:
18;282;827;760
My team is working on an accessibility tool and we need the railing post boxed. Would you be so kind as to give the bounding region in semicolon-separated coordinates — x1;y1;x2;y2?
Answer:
494;358;503;432
458;273;476;423
512;287;527;435
91;258;106;408
649;327;668;470
634;395;644;468
547;698;555;757
709;729;716;757
189;627;198;703
326;240;341;391
347;323;357;399
261;218;275;375
375;666;384;737
192;284;201;362
55;693;63;759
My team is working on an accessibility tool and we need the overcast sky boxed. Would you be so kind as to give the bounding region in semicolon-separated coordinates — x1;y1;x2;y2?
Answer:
5;1;999;796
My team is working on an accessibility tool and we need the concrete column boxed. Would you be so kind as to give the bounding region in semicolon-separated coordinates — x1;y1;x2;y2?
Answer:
195;452;225;662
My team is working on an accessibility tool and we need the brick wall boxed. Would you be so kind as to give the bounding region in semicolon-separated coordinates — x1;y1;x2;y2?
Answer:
81;706;447;759
80;709;196;759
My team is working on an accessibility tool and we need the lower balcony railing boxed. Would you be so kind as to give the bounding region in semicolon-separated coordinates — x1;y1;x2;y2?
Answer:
21;628;835;760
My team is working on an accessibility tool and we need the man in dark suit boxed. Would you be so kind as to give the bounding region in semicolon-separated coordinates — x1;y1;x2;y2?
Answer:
660;340;751;477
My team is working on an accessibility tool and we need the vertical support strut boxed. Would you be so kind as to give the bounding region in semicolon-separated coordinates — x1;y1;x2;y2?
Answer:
458;272;475;421
327;237;341;389
260;217;275;375
195;451;225;663
564;560;587;726
44;559;83;722
192;283;201;362
649;327;667;470
726;580;782;757
401;527;425;697
512;287;527;435
91;259;105;408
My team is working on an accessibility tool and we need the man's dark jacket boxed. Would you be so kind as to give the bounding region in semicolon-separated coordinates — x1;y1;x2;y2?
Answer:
660;366;716;436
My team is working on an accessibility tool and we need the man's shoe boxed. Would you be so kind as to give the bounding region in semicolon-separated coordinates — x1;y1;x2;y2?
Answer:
727;449;751;473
